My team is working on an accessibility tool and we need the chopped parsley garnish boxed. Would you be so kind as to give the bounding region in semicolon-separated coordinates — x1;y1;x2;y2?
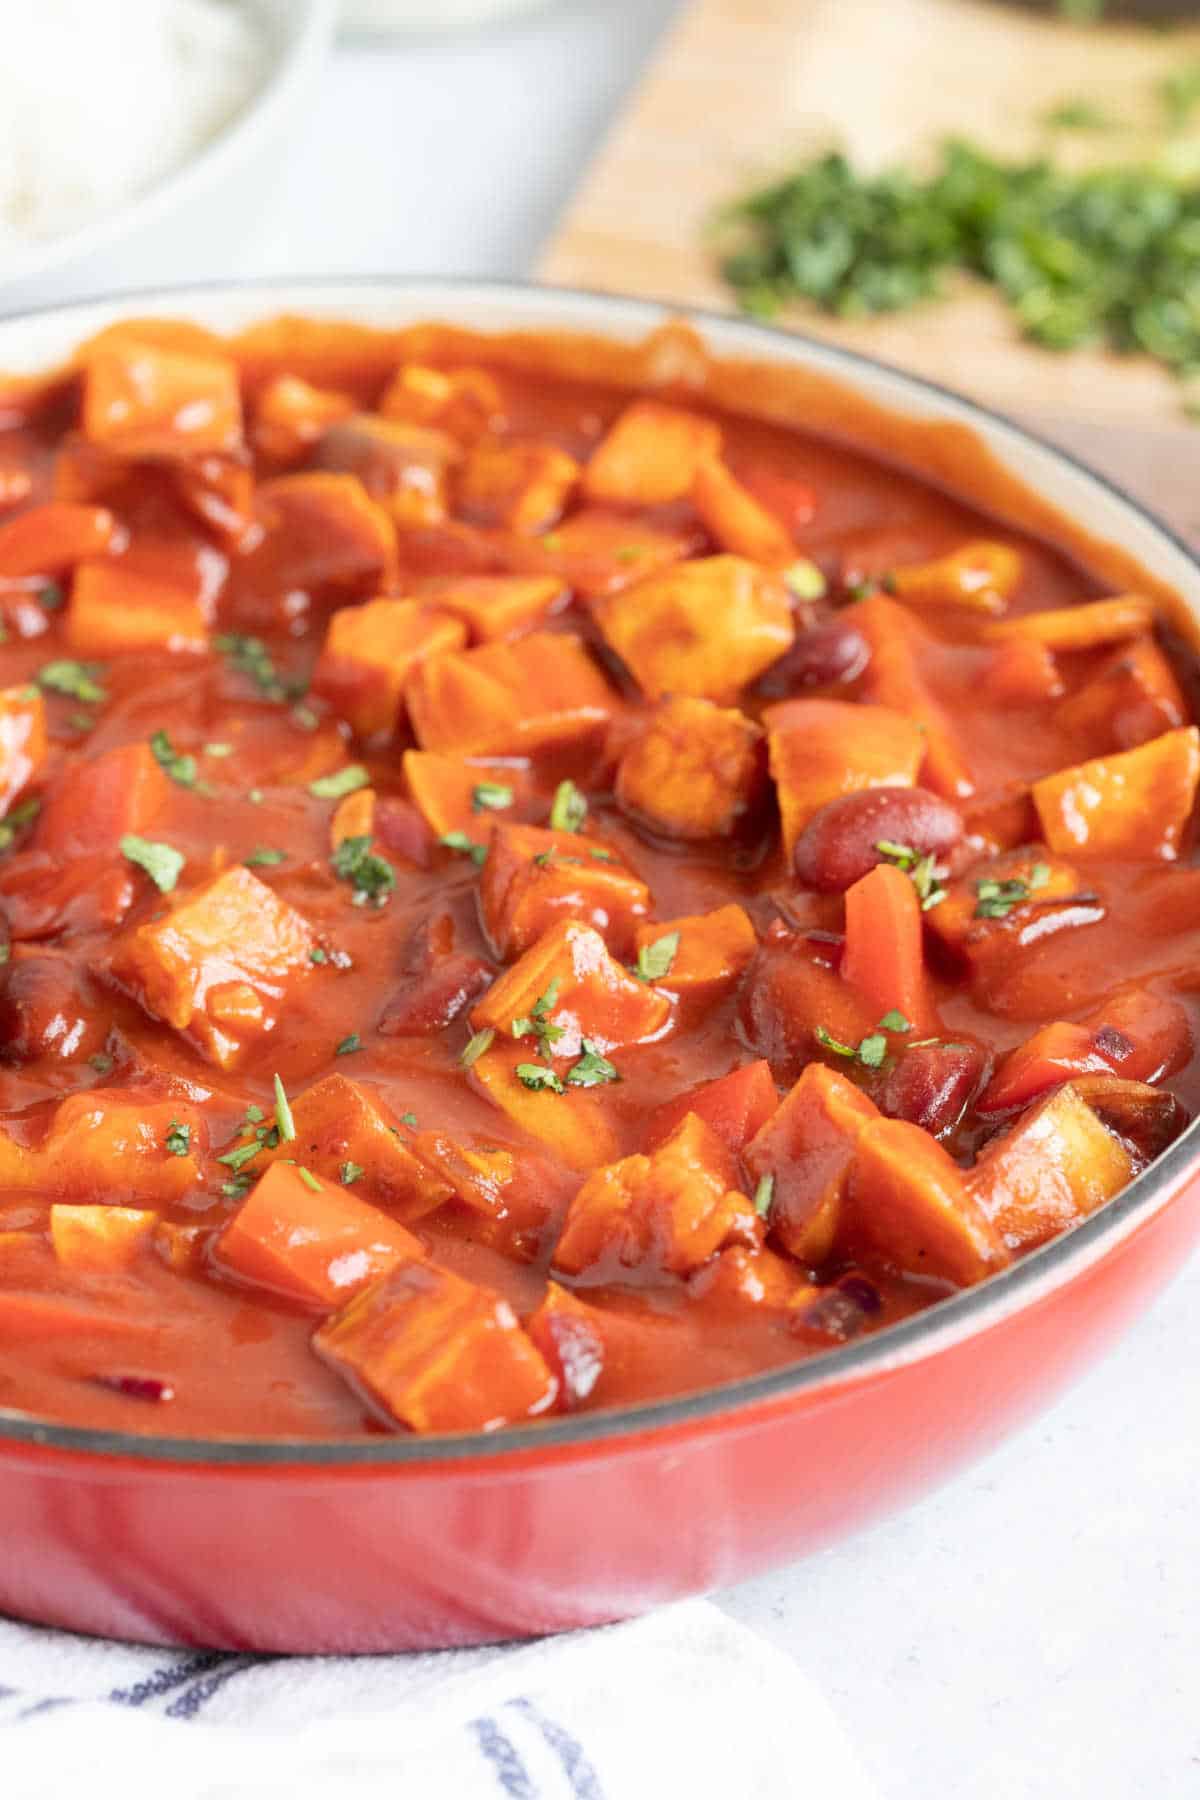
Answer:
565;1039;620;1088
214;633;291;701
164;1120;191;1158
460;1027;495;1068
549;778;587;833
150;729;202;791
0;796;41;852
88;1052;113;1075
204;742;235;758
340;1161;365;1186
243;846;287;868
244;1104;265;1126
296;1166;321;1193
309;947;328;964
516;1062;566;1093
589;847;615;862
878;1009;912;1034
816;1013;908;1069
634;930;680;983
335;1033;361;1056
974;863;1050;920
292;703;320;731
310;764;370;800
875;840;946;911
38;582;65;612
273;1073;296;1143
221;1173;255;1198
439;831;487;867
120;834;184;893
399;1111;418;1128
856;1033;888;1069
511;980;565;1055
331;834;396;907
754;1173;775;1220
783;559;826;600
217;1139;263;1175
472;781;514;813
38;659;107;705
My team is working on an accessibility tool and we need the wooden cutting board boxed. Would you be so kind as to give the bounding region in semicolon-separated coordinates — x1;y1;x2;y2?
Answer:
540;0;1200;539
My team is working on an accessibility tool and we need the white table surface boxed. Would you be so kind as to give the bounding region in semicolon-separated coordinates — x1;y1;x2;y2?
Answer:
17;5;1200;1795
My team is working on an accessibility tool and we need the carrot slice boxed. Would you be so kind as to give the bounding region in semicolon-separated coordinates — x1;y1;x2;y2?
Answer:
841;862;930;1027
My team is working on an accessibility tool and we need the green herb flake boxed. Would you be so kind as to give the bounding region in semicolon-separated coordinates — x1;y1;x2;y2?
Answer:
634;930;680;983
0;796;41;852
309;947;328;964
331;834;396;907
296;1166;322;1192
38;659;107;705
814;1024;857;1059
335;1033;362;1057
857;1033;888;1070
214;633;291;702
878;1009;912;1034
974;862;1049;920
244;1104;265;1126
399;1111;418;1128
149;729;200;791
754;1173;775;1220
243;846;287;868
340;1160;365;1186
589;847;616;862
460;1027;496;1068
38;582;65;612
273;1073;296;1144
292;703;320;732
549;778;587;833
874;840;946;911
120;834;184;893
472;781;514;813
516;1062;566;1093
439;831;487;867
566;1039;620;1088
783;559;827;600
88;1052;113;1075
310;764;370;800
164;1120;191;1157
204;742;235;758
217;1139;263;1174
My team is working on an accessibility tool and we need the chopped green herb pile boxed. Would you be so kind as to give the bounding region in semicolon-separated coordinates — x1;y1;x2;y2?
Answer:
120;834;184;893
331;834;396;907
974;862;1051;919
150;729;204;792
38;659;107;705
439;830;487;867
164;1120;191;1157
716;139;1200;406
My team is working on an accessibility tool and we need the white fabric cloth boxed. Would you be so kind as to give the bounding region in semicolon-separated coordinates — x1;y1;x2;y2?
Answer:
0;1597;878;1799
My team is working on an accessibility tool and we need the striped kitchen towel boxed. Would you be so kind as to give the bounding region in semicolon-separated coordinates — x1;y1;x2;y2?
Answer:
0;1597;878;1799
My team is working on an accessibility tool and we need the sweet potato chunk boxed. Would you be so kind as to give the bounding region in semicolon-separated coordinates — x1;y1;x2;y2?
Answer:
745;1063;880;1264
594;555;794;703
456;439;579;533
644;1059;778;1155
967;1083;1134;1250
471;917;670;1056
215;1162;425;1309
252;374;354;464
982;638;1063;705
0;502;122;580
525;1282;606;1407
1057;638;1186;753
986;595;1154;652
50;1205;158;1273
227;473;397;631
403;751;533;846
478;821;651;960
407;632;615;757
690;1244;810;1310
583;401;722;506
312;415;461;527
314;1259;557;1432
0;686;46;817
691;457;794;565
82;341;242;458
765;697;924;865
256;1072;450;1221
330;787;376;850
890;541;1021;617
35;741;168;855
414;574;566;642
67;561;208;656
110;866;314;1069
854;596;975;798
615;695;764;841
378;363;505;442
847;1118;1010;1285
1032;727;1200;861
501;506;698;599
469;1038;621;1171
632;905;756;1002
313;599;467;739
41;1091;205;1204
553;1112;760;1278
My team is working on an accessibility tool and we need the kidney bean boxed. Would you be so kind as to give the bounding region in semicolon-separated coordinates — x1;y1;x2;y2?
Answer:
756;617;869;696
378;953;494;1037
793;785;963;893
876;1040;987;1139
0;953;111;1065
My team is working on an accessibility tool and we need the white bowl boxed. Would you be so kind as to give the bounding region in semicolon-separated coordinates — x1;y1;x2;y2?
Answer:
0;3;336;315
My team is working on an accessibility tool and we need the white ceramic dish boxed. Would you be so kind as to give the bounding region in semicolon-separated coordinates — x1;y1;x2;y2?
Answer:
0;3;336;314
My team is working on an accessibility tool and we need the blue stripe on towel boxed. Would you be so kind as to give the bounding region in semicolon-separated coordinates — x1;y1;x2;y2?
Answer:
108;1653;226;1708
508;1698;606;1800
165;1657;262;1720
469;1713;538;1797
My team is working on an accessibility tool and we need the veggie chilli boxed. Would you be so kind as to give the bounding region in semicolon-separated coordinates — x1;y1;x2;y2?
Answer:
0;315;1196;1440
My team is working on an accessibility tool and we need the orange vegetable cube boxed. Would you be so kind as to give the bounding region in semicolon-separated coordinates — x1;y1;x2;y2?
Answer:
583;401;722;506
471;917;671;1056
406;1131;569;1253
924;848;1097;968
35;741;169;855
414;574;566;642
407;632;615;757
525;1282;606;1408
314;1259;557;1432
227;474;397;632
50;1205;158;1273
313;414;461;527
745;1063;880;1264
615;695;765;841
765;696;924;864
67;561;208;656
469;1038;621;1171
690;1244;811;1310
847;1117;1010;1286
456;439;579;533
967;1083;1134;1250
403;750;533;844
82;340;242;459
552;1112;760;1278
215;1161;426;1309
644;1059;778;1155
330;786;376;850
890;541;1021;616
252;374;354;463
691;457;794;566
0;502;122;580
378;363;505;443
982;638;1063;705
478;821;651;960
41;1091;206;1204
841;862;931;1026
854;596;975;798
594;555;794;703
632;905;756;1002
110;865;314;1069
255;1072;451;1221
0;686;46;817
985;595;1154;653
1057;638;1186;753
1032;727;1200;861
313;599;467;739
500;507;699;600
